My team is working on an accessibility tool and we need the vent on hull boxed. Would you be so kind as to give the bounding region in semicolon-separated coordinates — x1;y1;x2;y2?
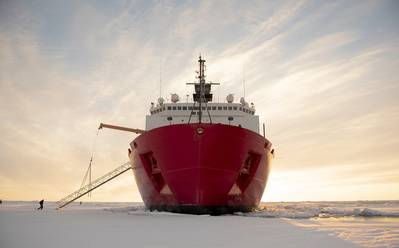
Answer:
235;152;261;193
140;152;165;192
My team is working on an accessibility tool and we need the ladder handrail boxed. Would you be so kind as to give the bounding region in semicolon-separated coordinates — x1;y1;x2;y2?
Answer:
56;161;135;209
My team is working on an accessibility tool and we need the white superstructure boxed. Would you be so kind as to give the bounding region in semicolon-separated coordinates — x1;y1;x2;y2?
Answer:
146;99;259;133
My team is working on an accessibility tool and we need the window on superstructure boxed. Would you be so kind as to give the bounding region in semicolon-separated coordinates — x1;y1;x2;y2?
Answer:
233;107;237;110
192;111;196;115
183;106;187;110
212;106;216;110
188;106;192;110
218;106;222;110
223;106;227;110
167;106;171;110
173;106;176;110
194;107;199;110
239;107;242;111
207;107;211;110
228;106;232;110
202;107;206;110
178;106;181;110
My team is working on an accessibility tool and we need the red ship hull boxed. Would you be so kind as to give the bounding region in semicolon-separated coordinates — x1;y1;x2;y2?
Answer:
129;123;272;214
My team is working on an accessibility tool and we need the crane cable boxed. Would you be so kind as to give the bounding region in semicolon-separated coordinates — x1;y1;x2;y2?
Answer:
80;128;100;197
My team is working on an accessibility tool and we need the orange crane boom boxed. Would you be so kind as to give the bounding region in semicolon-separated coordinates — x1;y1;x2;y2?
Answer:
98;123;145;134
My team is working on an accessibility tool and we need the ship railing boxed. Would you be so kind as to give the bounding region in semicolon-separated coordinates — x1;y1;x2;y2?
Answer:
55;161;134;210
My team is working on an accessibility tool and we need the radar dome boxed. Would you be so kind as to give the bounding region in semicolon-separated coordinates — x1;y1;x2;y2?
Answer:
171;93;180;103
240;97;249;107
226;94;234;103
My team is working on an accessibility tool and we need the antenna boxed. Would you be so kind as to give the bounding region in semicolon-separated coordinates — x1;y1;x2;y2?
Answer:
242;64;246;98
159;60;162;98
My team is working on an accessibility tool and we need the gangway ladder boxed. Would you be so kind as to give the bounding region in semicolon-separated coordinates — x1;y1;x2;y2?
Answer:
56;162;134;210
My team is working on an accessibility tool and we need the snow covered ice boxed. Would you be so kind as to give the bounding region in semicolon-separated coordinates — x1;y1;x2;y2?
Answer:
1;201;398;248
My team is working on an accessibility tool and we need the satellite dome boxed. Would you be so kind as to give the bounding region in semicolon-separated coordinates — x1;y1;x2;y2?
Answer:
171;93;180;103
158;97;164;105
226;94;234;103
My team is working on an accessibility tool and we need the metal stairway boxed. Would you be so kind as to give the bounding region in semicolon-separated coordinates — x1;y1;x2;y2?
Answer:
56;161;134;209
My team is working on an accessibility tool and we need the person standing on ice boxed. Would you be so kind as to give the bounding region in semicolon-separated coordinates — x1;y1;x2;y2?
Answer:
37;199;44;210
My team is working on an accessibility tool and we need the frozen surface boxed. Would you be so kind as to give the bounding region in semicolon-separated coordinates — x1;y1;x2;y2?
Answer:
290;217;399;248
245;201;399;247
252;201;399;218
1;201;398;248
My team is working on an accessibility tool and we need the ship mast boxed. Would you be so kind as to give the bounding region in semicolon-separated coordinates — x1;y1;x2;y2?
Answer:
187;56;219;124
198;56;205;123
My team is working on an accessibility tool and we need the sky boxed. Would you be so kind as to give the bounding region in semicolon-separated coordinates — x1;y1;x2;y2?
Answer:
0;0;398;202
